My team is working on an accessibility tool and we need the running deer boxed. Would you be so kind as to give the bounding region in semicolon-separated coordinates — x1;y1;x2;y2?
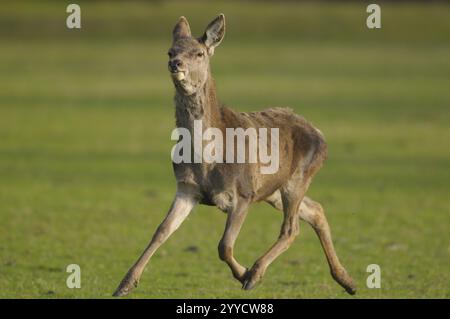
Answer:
113;14;356;296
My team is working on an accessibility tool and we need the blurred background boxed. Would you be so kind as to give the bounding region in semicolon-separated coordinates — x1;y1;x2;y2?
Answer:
0;0;449;298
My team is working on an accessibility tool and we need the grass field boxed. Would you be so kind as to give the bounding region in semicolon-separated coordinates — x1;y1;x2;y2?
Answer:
0;1;449;298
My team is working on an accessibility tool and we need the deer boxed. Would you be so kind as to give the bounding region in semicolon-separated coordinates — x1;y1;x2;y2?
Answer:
113;14;356;297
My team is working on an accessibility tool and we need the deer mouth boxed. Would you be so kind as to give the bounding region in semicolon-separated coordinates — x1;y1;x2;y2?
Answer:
170;70;186;81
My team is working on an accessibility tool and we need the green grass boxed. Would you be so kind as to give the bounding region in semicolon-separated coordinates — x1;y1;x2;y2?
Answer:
0;1;449;298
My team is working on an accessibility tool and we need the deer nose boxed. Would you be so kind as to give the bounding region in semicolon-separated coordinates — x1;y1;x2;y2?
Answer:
168;59;183;72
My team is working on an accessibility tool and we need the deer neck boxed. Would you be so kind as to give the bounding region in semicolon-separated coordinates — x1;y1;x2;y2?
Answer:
174;72;222;132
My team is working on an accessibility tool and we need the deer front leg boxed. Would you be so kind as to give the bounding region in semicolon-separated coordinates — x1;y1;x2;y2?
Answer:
218;200;250;284
113;192;197;297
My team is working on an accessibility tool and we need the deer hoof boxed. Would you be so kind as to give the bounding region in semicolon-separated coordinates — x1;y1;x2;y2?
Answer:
331;269;356;295
242;278;257;290
242;267;263;290
112;287;130;297
342;277;357;295
112;276;139;297
345;285;357;295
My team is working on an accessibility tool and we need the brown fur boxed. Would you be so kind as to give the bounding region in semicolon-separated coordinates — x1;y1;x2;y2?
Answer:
113;14;355;297
173;74;327;208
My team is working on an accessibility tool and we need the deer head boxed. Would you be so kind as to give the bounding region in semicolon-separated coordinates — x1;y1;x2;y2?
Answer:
168;14;225;96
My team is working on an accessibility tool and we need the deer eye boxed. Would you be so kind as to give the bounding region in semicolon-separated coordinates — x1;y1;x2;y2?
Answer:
197;51;204;58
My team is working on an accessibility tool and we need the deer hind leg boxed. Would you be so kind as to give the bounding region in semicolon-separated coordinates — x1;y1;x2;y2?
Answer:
299;197;356;294
113;191;197;297
243;176;309;290
218;199;250;284
266;191;356;295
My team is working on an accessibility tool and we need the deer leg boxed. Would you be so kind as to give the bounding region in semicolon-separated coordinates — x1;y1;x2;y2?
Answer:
113;192;197;297
266;191;356;295
243;186;305;290
299;197;356;295
218;200;250;284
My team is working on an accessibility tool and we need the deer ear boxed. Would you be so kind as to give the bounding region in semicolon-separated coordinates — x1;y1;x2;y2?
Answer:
201;14;225;55
173;16;191;40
